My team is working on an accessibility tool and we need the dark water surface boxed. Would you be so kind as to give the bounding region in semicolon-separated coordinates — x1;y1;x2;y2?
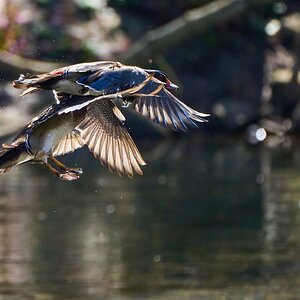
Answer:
0;138;300;299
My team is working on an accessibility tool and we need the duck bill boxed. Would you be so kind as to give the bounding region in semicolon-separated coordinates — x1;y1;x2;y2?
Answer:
166;79;179;90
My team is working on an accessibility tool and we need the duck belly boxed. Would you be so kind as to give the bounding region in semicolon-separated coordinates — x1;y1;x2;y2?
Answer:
29;114;75;158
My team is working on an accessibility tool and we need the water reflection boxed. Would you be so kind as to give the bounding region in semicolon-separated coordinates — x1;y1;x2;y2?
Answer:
0;138;300;299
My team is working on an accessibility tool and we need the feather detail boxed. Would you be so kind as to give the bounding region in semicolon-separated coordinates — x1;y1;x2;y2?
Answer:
52;131;85;157
77;100;145;178
0;167;12;175
130;79;209;131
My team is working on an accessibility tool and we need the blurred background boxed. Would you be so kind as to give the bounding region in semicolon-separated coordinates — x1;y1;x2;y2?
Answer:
0;0;300;299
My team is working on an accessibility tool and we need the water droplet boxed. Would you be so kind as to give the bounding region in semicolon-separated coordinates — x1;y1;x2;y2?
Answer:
265;19;281;36
212;102;226;118
106;204;116;214
153;255;161;263
256;174;264;185
256;128;267;141
98;232;107;244
247;124;267;144
273;2;287;14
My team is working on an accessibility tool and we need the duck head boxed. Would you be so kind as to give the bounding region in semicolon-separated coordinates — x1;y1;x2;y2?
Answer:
145;69;179;90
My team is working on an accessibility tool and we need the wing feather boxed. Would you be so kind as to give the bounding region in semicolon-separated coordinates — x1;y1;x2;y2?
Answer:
130;79;209;131
52;131;85;157
77;100;145;177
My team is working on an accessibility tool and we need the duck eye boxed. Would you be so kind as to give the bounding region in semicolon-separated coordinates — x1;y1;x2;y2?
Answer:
156;74;166;83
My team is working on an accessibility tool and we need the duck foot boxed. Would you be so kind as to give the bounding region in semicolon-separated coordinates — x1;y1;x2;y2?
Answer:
64;167;83;175
50;156;83;175
43;160;82;181
59;172;80;181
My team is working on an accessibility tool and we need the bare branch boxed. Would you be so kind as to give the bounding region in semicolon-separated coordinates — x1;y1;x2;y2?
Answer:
0;51;63;73
122;0;276;64
0;0;275;72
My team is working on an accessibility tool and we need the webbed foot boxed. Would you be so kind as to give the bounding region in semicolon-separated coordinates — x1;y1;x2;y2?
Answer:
59;172;80;181
65;167;83;175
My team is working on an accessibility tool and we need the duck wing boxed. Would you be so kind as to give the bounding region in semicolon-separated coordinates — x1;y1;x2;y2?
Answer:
52;131;85;157
64;61;119;74
129;78;209;132
76;100;146;178
13;61;121;97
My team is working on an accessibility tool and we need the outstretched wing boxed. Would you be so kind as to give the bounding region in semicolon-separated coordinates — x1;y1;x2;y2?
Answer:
53;131;85;157
76;100;146;178
129;78;209;132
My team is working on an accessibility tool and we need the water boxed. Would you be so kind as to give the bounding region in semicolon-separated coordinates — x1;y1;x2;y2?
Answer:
0;137;300;299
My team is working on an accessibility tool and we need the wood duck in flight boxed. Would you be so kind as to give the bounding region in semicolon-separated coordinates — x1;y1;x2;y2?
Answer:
1;62;209;180
0;95;146;180
13;61;209;132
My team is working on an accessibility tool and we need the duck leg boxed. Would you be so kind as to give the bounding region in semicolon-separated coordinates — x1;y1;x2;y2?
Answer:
43;161;80;181
50;156;83;175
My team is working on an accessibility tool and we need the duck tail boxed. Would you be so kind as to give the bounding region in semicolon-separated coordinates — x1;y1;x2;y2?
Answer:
0;143;28;175
13;73;61;96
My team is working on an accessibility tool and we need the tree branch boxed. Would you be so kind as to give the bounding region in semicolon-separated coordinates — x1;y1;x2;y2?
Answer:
0;51;63;73
122;0;276;64
0;0;275;73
